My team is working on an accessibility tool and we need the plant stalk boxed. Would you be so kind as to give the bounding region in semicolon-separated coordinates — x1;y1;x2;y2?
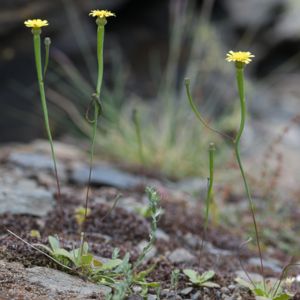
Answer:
234;65;265;289
33;32;61;208
84;21;105;223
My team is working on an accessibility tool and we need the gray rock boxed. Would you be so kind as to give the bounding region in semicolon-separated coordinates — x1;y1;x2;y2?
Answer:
192;291;202;299
27;266;110;297
8;152;63;171
0;179;54;216
235;270;263;284
204;241;233;257
172;177;207;195
71;164;145;189
248;257;282;273
180;287;193;295
168;248;196;263
156;229;170;241
220;287;230;295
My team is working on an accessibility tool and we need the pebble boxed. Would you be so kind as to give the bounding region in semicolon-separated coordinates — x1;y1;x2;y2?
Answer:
26;266;110;297
168;248;196;263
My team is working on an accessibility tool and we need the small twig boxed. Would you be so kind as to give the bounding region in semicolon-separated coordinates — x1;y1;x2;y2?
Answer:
6;229;73;271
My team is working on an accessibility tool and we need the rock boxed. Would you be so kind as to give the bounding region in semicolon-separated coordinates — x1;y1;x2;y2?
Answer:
71;163;145;189
180;287;193;295
8;152;60;171
156;229;170;242
160;289;182;300
220;287;230;295
0;178;54;216
171;178;207;195
168;248;196;264
27;266;110;297
204;241;233;257
235;270;264;284
248;257;282;273
192;291;202;299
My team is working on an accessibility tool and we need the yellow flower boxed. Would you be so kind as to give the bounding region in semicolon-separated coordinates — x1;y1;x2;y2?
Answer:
226;51;254;64
75;206;91;226
89;9;116;19
24;19;49;29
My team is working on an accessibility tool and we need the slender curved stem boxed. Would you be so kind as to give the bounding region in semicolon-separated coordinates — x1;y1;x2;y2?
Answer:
234;65;265;289
185;78;234;142
33;32;61;207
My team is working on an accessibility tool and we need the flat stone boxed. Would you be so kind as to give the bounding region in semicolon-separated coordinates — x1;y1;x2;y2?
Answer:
235;270;264;284
27;266;110;297
170;177;207;195
8;152;63;171
156;229;170;241
0;179;54;216
71;164;144;189
248;257;282;273
168;248;196;263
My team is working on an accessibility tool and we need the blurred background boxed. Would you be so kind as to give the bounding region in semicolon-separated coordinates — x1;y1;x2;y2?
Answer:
0;0;299;182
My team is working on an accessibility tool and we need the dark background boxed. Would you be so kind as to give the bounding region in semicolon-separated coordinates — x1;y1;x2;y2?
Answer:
1;0;300;142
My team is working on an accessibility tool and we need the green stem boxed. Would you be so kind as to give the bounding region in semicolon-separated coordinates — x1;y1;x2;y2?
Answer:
204;142;215;231
132;109;145;164
234;65;265;288
96;24;104;96
200;142;215;250
33;32;61;206
184;78;233;141
84;21;105;222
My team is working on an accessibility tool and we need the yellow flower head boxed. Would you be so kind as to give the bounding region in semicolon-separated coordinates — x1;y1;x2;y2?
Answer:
24;19;49;29
226;51;254;65
89;10;116;19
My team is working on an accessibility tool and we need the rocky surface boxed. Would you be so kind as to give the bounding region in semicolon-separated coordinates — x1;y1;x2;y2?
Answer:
0;140;299;299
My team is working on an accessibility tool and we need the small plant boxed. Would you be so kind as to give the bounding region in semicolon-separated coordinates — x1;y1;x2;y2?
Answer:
24;19;61;206
185;51;265;287
83;9;116;233
107;187;162;299
183;269;220;288
235;277;292;300
171;268;180;293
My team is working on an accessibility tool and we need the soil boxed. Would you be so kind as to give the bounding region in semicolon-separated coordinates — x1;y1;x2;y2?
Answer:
0;142;298;299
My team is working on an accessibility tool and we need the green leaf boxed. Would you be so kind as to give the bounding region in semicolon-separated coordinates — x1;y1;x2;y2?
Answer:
93;258;103;267
254;288;268;296
48;236;60;251
273;294;292;300
199;270;215;283
53;249;74;260
100;259;122;271
183;269;200;284
81;254;93;266
135;264;156;281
